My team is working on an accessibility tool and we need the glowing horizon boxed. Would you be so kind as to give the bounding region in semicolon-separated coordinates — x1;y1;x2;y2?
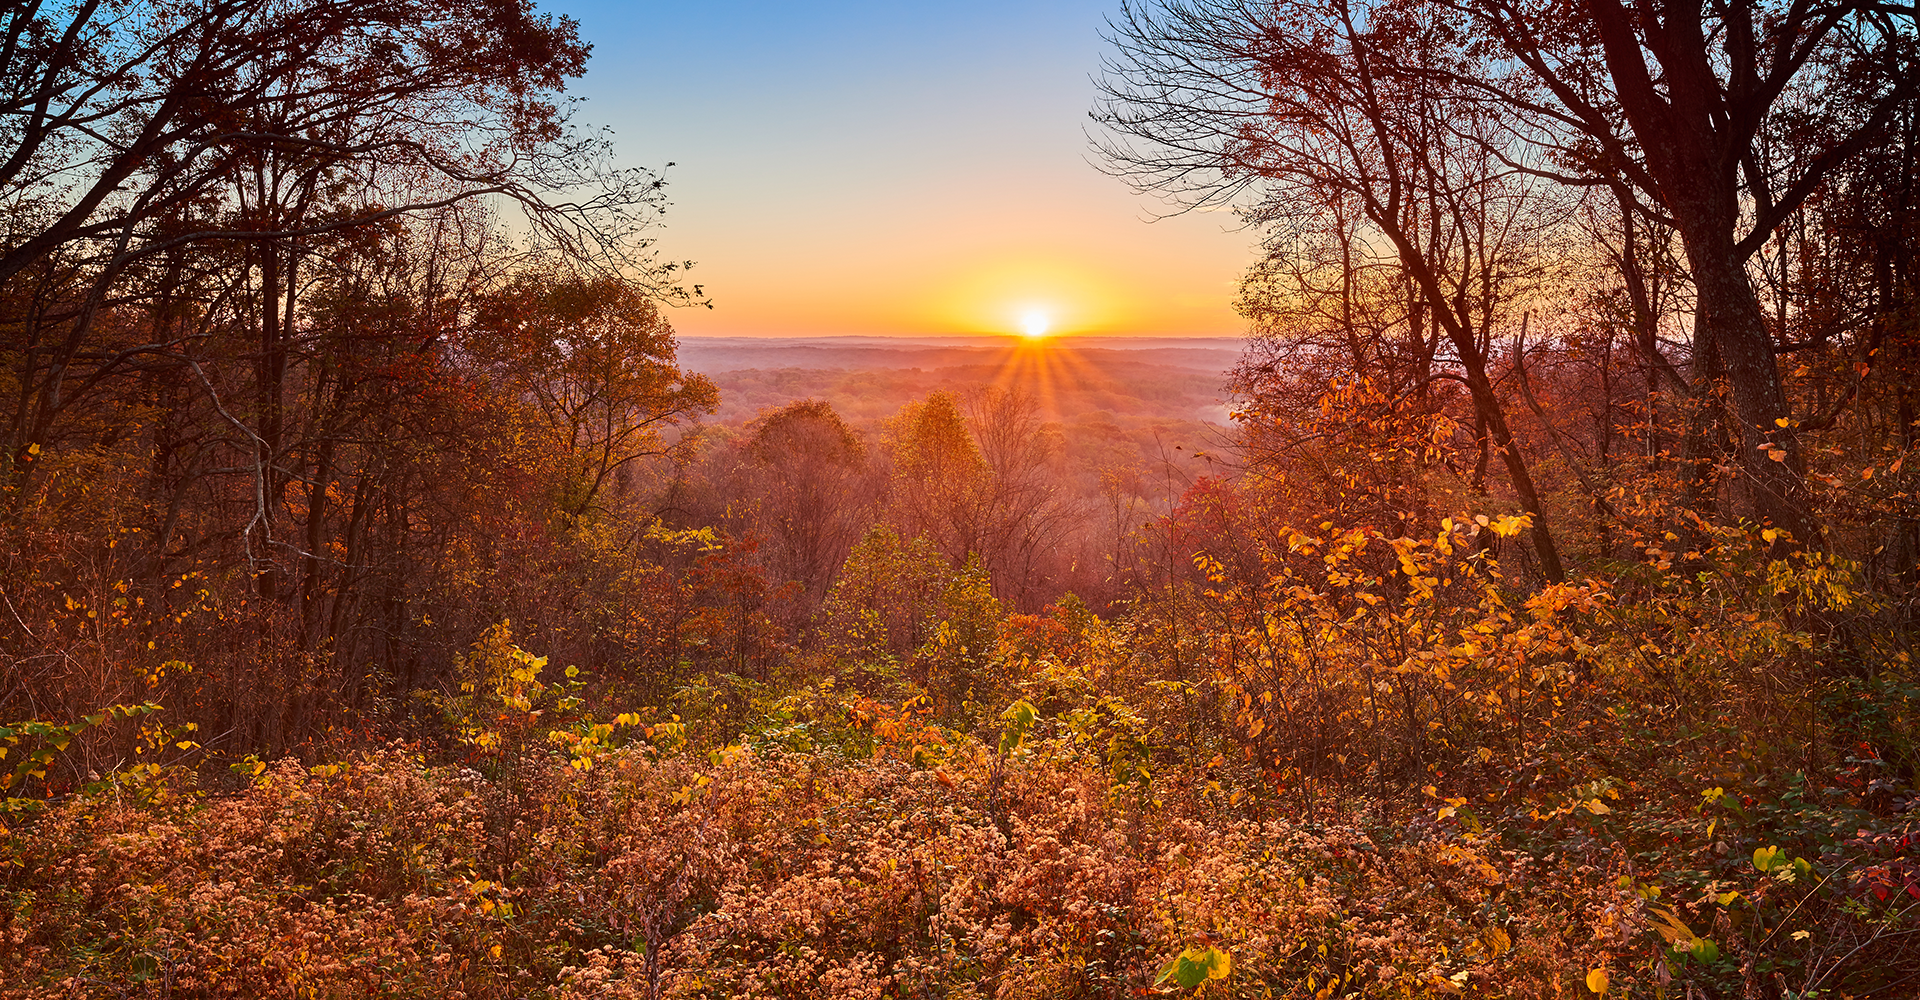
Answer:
548;1;1256;341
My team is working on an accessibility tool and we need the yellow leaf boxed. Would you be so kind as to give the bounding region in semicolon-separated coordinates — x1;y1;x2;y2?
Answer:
1585;799;1611;815
1775;417;1791;428
1648;907;1697;946
1586;968;1609;994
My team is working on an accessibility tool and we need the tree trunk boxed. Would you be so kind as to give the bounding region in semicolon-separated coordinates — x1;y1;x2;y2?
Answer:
1454;337;1566;582
1685;239;1818;543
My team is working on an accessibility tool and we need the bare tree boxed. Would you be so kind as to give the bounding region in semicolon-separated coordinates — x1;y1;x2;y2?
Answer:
965;387;1077;608
1445;0;1920;541
740;399;876;601
1096;0;1571;579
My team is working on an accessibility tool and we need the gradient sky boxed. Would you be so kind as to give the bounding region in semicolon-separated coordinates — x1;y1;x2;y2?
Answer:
542;0;1257;338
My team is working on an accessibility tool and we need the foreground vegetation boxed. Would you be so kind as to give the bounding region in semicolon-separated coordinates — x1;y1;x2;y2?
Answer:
7;519;1920;997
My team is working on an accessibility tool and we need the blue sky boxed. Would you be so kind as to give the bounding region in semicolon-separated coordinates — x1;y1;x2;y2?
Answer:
542;0;1256;338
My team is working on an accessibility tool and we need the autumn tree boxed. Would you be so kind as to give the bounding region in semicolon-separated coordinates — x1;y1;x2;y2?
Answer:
466;272;717;519
739;399;876;601
882;389;1079;604
818;526;953;663
1443;0;1920;541
0;0;703;750
0;0;668;479
890;390;994;567
962;388;1076;608
1097;0;1571;579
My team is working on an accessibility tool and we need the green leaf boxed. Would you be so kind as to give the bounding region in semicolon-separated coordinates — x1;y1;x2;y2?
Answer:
1153;945;1232;989
998;699;1038;755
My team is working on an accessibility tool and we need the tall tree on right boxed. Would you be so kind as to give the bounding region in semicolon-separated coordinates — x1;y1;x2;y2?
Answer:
1451;0;1920;542
1098;0;1918;546
1096;0;1572;580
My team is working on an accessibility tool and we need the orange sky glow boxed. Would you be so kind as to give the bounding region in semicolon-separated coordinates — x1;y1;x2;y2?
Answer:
549;2;1258;341
671;221;1253;340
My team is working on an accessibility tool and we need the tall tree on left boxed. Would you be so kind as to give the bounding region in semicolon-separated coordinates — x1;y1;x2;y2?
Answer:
0;0;672;516
0;0;683;750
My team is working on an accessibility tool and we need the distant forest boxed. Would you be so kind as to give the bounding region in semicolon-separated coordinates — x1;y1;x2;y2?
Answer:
6;0;1920;997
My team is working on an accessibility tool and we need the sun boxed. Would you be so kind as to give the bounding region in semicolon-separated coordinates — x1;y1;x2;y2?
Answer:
1020;309;1052;339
